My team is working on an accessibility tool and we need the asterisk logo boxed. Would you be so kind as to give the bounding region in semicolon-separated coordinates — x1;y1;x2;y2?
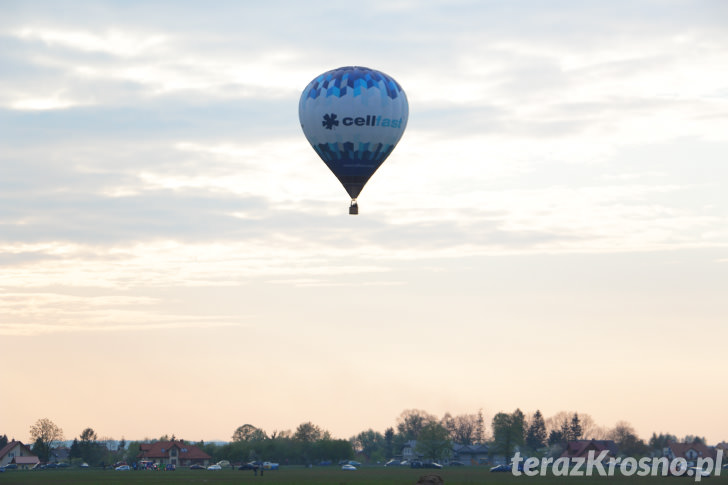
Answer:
322;113;339;130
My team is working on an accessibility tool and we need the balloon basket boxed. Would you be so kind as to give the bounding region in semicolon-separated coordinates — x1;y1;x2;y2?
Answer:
349;200;358;215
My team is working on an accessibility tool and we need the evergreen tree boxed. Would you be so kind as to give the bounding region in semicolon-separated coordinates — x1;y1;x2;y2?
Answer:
384;427;394;459
561;420;572;441
570;413;582;441
649;432;677;450
32;437;49;462
511;409;525;446
525;410;547;450
475;409;485;444
79;427;99;464
548;429;564;445
70;438;81;461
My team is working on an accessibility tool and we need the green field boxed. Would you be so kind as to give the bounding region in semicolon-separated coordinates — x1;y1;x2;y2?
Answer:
1;467;727;485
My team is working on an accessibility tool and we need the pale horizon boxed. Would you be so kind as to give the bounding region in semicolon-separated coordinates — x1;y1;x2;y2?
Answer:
1;0;726;448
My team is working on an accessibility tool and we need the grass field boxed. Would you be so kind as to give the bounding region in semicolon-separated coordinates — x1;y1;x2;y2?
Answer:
1;467;727;485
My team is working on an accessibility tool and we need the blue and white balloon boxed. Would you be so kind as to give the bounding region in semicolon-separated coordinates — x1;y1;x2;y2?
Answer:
299;66;408;213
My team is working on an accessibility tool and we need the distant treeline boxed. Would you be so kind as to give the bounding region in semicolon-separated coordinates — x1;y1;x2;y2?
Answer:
7;409;712;466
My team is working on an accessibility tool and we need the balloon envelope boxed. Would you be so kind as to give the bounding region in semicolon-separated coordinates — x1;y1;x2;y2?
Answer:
299;66;408;200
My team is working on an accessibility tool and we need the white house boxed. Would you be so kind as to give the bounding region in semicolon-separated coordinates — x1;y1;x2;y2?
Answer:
0;441;40;470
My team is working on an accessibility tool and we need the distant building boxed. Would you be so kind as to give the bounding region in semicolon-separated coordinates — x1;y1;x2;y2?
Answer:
50;446;70;463
401;440;422;462
663;441;718;463
715;442;728;455
451;443;489;465
137;440;211;467
0;440;40;470
560;440;618;462
401;440;490;465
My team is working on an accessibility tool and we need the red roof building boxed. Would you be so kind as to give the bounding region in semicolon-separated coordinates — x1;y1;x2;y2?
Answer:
137;440;211;467
560;439;618;461
0;441;40;470
663;441;718;463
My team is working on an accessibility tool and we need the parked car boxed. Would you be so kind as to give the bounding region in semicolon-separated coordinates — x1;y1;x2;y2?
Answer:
238;462;258;470
115;465;131;471
449;461;466;466
207;464;222;471
411;461;442;469
341;464;357;471
190;464;205;470
384;459;401;467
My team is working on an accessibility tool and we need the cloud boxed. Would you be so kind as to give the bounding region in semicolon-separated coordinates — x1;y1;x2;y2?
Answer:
0;290;242;336
1;0;727;330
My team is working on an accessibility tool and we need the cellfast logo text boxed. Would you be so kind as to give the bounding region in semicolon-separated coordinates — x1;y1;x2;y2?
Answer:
322;113;403;130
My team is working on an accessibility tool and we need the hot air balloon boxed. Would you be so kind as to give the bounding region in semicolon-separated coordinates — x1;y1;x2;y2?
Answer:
299;66;409;214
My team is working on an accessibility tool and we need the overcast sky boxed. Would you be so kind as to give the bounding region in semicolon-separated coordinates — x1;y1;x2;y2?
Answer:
1;0;727;445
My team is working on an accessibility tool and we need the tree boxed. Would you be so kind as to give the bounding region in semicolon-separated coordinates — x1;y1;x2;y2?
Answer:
442;413;479;445
293;422;323;443
548;429;564;446
574;414;606;439
232;424;268;442
384;427;395;459
69;439;81;461
415;422;451;462
441;413;455;440
79;427;98;464
512;409;525;442
77;427;110;466
270;429;292;440
649;432;677;451
526;410;547;451
32;437;49;462
312;438;353;463
546;411;570;443
80;427;97;442
396;409;437;441
570;413;582;441
29;418;64;462
492;409;525;461
0;434;8;449
475;409;486;444
608;421;647;457
122;441;143;465
560;419;571;441
546;411;607;441
353;429;384;461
